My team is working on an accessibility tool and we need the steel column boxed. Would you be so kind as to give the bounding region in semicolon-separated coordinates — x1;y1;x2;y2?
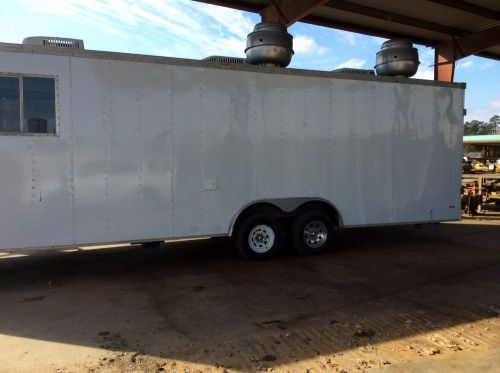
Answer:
434;42;455;82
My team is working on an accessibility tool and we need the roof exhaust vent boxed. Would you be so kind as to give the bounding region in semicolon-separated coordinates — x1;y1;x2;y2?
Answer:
203;56;246;64
22;36;84;50
332;68;375;75
374;39;419;77
245;22;293;67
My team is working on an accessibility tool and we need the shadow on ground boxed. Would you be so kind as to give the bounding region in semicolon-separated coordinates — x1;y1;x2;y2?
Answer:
0;222;499;371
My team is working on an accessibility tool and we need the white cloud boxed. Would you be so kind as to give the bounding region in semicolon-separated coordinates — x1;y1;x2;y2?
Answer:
455;59;494;72
479;60;494;70
465;97;500;122
370;36;387;46
194;2;254;39
465;107;492;122
293;35;328;55
412;68;434;80
333;30;358;46
490;97;500;111
19;0;255;58
411;46;434;80
458;60;474;69
334;58;366;69
20;1;335;60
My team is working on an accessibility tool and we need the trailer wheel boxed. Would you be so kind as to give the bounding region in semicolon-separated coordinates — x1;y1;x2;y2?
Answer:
235;214;284;260
291;210;334;255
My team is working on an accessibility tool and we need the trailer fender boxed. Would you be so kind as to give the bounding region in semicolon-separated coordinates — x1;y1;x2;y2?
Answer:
228;198;343;236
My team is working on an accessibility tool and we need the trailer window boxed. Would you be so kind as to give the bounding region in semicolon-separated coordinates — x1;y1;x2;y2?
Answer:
0;75;56;135
23;77;56;134
0;77;20;132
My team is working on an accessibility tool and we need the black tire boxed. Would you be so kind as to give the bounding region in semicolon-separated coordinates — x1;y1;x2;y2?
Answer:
235;213;284;260
291;210;334;255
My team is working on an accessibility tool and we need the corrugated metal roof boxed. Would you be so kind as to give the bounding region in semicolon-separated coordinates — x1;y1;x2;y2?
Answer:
194;0;500;61
464;135;500;144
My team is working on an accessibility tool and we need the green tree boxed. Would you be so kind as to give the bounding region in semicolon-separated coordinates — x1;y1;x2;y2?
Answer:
488;115;499;134
464;120;483;135
463;115;499;135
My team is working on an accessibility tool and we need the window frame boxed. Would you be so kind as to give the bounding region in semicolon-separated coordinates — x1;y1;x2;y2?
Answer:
0;73;59;136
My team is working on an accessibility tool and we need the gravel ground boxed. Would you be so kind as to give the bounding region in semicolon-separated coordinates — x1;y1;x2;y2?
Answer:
0;217;498;373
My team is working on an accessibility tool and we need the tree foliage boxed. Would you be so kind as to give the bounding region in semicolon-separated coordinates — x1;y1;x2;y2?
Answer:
464;115;499;135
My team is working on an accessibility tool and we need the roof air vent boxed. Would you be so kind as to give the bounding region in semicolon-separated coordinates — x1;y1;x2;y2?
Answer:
203;56;246;64
22;36;84;50
374;39;419;77
332;68;375;75
245;22;294;67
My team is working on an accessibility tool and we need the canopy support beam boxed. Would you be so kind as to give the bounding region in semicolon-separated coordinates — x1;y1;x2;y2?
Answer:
434;25;500;81
260;0;329;26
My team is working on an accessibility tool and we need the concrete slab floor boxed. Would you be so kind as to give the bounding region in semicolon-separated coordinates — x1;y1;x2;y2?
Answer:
0;219;498;372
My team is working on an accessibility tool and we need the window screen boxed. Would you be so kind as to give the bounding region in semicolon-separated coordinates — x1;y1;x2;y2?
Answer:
23;77;56;134
0;77;20;132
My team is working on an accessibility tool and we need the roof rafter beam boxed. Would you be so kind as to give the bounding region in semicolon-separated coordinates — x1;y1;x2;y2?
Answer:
426;0;500;21
191;0;263;13
325;0;468;37
476;51;500;62
302;14;500;60
260;0;330;26
301;14;435;46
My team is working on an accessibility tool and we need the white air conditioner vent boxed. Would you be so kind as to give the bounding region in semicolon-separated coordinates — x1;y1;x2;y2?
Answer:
22;36;84;50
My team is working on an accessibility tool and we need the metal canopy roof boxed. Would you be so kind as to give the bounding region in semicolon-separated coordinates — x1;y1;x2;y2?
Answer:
464;135;500;144
194;0;500;63
196;0;500;60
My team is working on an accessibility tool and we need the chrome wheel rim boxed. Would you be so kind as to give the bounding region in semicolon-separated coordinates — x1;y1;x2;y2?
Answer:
303;220;328;248
248;225;275;253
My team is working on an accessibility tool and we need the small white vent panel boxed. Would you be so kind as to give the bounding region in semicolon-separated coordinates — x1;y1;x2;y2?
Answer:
22;36;84;50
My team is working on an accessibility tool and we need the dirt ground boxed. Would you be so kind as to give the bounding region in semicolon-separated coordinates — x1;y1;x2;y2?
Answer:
0;217;499;373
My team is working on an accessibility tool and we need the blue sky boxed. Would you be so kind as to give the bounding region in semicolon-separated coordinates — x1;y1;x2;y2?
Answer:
1;0;498;122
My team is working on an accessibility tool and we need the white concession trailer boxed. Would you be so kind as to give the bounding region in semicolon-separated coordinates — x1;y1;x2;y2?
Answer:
0;41;464;259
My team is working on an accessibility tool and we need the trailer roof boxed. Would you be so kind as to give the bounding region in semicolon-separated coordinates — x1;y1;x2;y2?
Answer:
0;42;466;89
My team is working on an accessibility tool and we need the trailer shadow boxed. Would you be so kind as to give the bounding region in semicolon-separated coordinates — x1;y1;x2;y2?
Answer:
0;222;499;371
